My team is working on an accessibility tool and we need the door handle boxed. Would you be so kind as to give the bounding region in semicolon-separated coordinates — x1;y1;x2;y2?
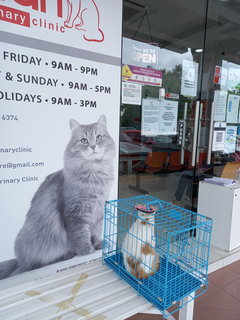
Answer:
196;103;203;164
207;102;215;165
180;102;188;165
191;101;200;167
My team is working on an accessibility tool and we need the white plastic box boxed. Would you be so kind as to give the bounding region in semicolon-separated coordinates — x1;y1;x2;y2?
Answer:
198;181;240;251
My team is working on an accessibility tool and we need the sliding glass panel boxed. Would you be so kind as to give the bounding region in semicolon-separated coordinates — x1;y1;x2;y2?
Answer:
199;0;240;184
120;0;207;210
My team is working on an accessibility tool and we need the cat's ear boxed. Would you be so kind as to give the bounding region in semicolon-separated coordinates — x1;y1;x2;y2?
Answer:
69;119;80;131
97;114;107;126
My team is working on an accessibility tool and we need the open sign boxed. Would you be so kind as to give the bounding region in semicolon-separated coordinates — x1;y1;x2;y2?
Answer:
132;52;157;64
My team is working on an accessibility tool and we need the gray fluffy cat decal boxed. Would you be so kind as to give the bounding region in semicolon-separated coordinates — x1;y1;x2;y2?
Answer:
0;115;115;279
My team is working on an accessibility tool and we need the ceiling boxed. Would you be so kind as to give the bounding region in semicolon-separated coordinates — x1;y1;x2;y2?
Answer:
122;0;240;64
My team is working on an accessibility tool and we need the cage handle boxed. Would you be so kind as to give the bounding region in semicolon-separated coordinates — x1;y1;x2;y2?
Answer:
145;200;163;211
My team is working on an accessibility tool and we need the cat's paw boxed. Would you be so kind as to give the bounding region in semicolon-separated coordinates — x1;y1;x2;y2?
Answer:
64;21;74;28
76;244;95;256
91;236;103;250
75;23;84;30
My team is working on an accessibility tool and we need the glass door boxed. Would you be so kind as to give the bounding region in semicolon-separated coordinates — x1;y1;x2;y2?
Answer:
197;0;240;190
120;0;208;210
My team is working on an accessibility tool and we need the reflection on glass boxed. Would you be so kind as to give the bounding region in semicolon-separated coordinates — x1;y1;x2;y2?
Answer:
120;0;240;211
120;38;199;209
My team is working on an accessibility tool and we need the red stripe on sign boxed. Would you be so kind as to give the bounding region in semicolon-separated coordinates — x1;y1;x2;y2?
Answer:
57;0;63;17
0;5;30;27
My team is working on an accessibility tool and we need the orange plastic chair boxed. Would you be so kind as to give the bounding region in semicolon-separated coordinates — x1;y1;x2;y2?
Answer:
166;151;184;171
133;151;168;173
130;151;168;194
221;162;240;179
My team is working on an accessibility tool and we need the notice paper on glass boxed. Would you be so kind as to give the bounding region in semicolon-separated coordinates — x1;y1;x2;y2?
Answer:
122;82;142;105
228;68;240;91
237;125;240;152
213;90;227;121
224;126;237;153
141;99;178;136
213;66;228;87
122;64;162;86
226;94;240;123
159;100;178;135
181;60;199;97
212;122;226;151
141;98;160;135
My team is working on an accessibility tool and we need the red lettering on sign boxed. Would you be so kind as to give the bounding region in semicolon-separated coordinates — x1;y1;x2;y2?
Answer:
0;5;30;27
57;0;62;17
14;0;39;11
14;0;63;17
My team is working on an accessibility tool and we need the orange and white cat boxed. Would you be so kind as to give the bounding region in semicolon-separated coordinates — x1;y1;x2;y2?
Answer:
64;0;104;42
122;205;160;279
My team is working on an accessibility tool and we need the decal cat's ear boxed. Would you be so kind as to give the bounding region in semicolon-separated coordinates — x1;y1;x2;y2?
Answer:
98;114;107;126
70;119;80;131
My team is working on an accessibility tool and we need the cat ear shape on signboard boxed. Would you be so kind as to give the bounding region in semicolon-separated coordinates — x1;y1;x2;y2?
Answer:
69;119;80;131
97;114;107;126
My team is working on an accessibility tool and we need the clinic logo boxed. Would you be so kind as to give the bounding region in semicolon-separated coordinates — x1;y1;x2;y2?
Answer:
64;0;104;42
0;0;105;42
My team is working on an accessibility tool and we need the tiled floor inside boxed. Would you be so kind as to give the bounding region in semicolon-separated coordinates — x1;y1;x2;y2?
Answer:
127;259;240;320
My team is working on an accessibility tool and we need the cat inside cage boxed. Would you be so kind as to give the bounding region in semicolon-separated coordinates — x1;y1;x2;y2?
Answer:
121;204;160;279
103;195;212;317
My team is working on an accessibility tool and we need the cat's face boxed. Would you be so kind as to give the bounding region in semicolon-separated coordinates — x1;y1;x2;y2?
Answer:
67;115;115;161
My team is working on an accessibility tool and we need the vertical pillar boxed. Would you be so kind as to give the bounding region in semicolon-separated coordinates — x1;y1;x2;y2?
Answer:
179;291;195;320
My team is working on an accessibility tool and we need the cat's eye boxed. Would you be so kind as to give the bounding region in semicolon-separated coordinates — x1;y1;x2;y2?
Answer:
96;135;102;142
80;138;88;144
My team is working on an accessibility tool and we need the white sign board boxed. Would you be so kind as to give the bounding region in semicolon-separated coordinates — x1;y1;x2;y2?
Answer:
0;1;122;58
0;0;122;283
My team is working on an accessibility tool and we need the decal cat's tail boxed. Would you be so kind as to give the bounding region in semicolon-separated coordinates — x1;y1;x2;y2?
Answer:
0;259;18;280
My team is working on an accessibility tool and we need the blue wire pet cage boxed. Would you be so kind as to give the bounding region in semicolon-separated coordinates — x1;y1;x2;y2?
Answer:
103;195;212;318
